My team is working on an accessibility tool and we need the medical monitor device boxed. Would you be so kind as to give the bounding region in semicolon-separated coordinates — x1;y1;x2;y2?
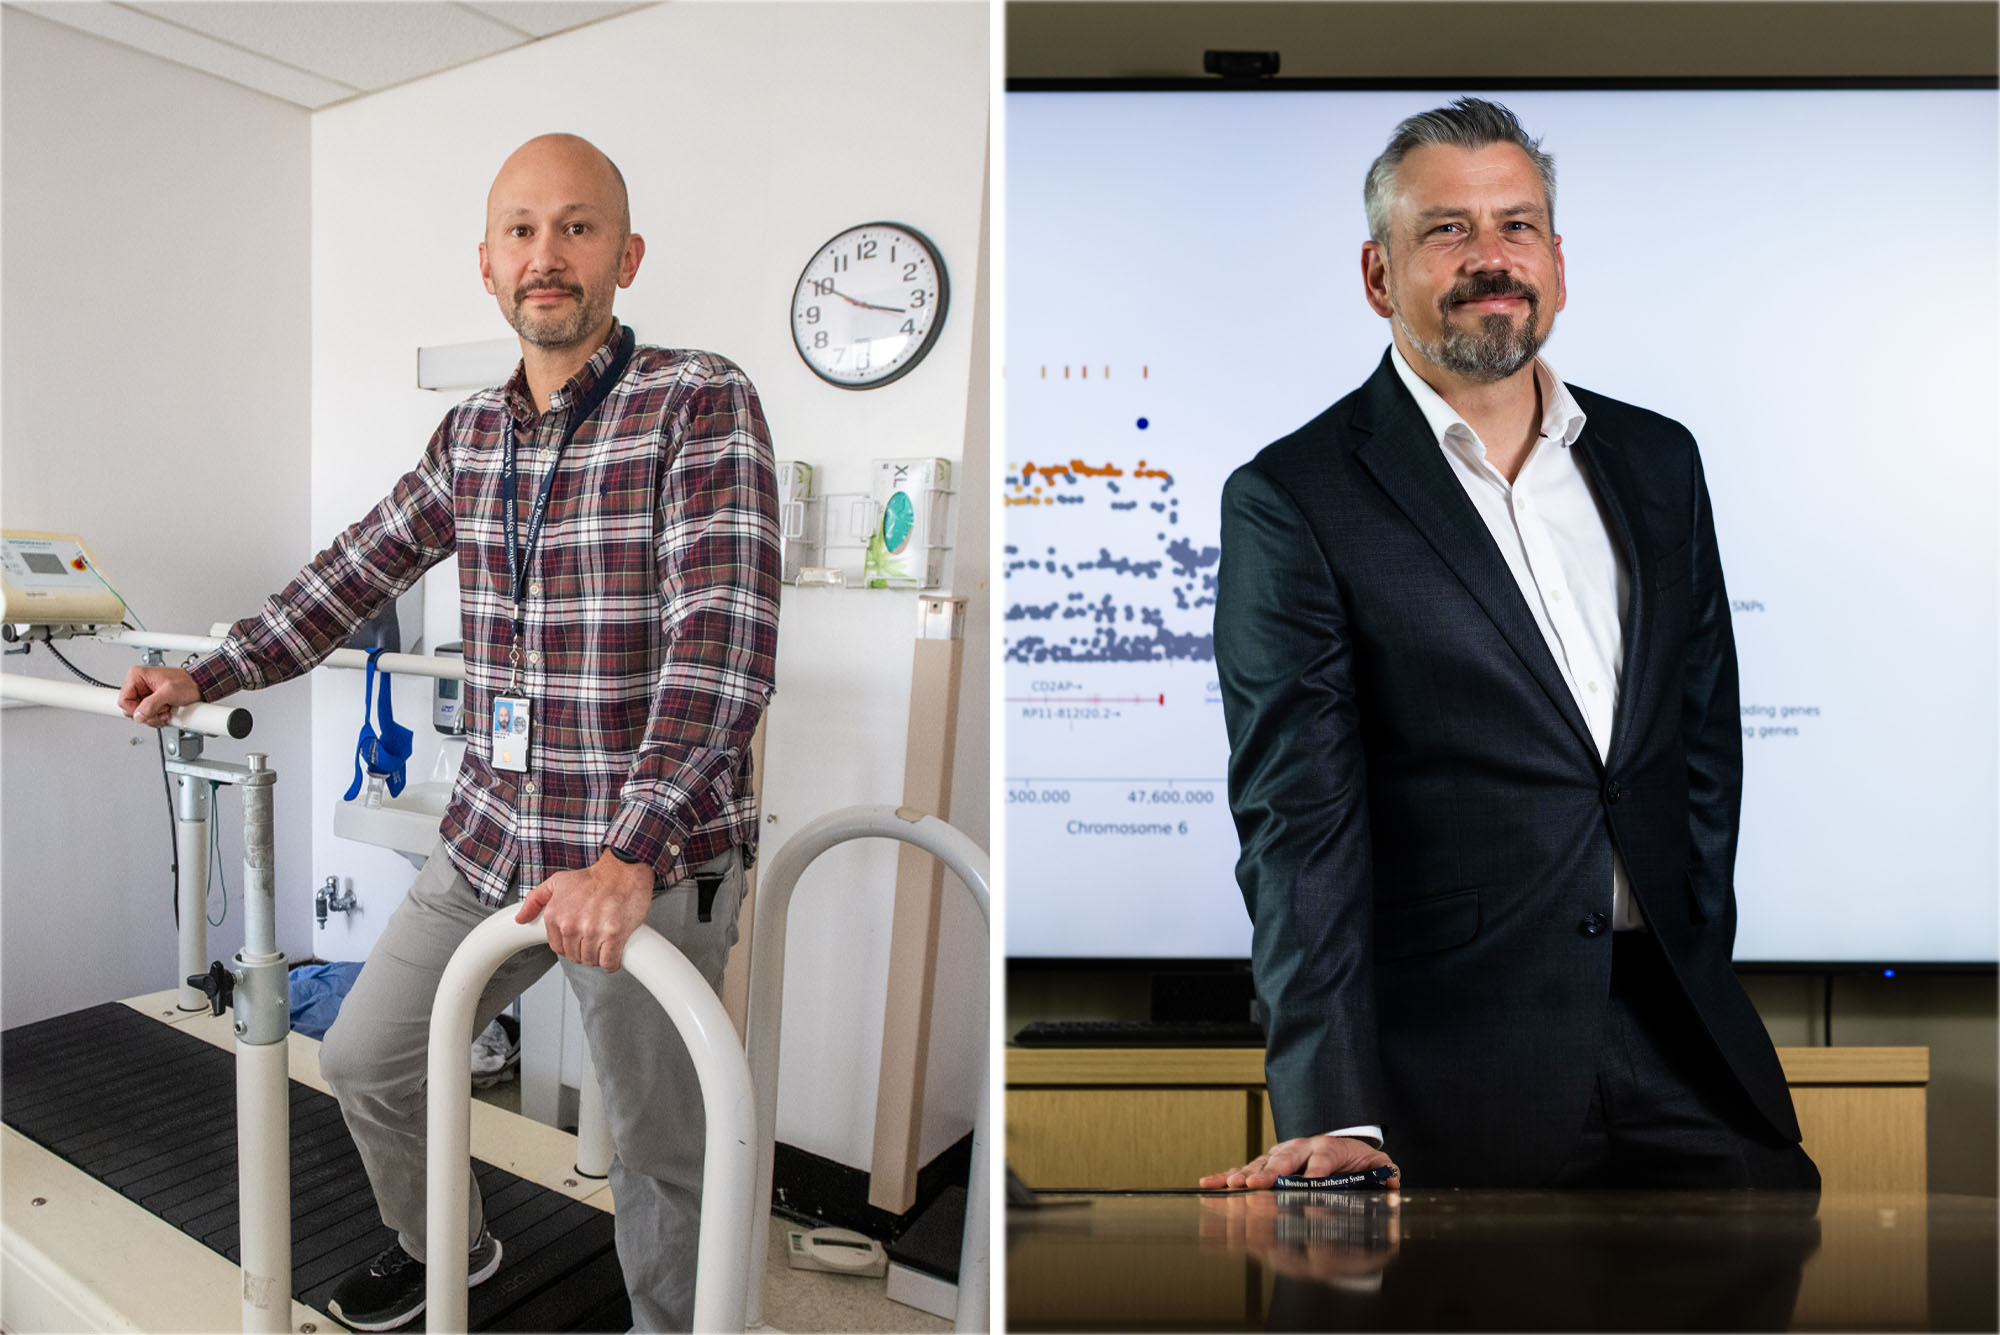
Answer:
0;530;127;630
1003;79;1999;970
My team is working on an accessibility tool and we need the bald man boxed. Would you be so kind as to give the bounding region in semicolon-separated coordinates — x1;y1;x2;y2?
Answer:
119;134;781;1331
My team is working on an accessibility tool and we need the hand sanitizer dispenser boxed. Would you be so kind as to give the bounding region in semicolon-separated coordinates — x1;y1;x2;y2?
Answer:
433;643;465;735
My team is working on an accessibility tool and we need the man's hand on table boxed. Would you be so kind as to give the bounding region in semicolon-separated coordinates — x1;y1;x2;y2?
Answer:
516;851;656;972
117;665;200;727
1199;1135;1402;1190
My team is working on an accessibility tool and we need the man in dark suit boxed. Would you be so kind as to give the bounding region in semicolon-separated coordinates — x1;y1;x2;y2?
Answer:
1201;98;1817;1191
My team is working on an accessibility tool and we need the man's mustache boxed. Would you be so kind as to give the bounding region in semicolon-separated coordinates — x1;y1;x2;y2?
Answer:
1442;274;1539;312
514;278;585;304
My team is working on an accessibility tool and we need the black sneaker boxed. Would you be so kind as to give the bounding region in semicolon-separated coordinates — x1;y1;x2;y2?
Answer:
327;1228;503;1331
471;1014;522;1088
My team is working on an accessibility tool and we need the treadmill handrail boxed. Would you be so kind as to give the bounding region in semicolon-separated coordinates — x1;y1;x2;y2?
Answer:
96;627;468;682
742;804;991;1333
425;913;757;1333
0;671;251;738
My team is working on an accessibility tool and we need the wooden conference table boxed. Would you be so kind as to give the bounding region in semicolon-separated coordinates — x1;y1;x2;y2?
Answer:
1007;1044;1991;1329
1006;1187;1999;1331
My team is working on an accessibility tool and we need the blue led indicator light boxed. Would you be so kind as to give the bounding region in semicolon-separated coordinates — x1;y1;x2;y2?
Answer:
1883;968;1896;978
1136;417;1150;430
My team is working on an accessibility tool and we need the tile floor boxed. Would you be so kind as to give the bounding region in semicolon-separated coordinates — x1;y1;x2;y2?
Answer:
471;1076;950;1333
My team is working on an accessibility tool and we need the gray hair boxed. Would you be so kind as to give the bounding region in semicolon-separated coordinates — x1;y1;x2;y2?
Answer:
1363;97;1556;249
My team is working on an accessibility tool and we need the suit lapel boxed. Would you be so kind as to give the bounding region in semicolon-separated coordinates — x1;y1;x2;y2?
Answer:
1569;426;1651;769
1349;354;1600;765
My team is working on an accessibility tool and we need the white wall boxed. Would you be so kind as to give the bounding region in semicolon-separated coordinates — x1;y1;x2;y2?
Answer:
306;2;989;1172
0;8;314;1025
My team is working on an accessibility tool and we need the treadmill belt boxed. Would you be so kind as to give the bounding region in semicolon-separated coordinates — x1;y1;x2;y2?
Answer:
2;1002;631;1331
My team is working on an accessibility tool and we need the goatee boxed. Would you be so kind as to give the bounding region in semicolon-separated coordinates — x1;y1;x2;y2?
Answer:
507;279;600;349
1399;273;1547;383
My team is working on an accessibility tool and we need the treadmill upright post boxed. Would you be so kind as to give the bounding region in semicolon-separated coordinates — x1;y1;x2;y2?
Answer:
232;753;292;1334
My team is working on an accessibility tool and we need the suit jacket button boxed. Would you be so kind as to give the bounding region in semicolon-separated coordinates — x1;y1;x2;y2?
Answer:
1606;781;1625;803
1580;913;1609;936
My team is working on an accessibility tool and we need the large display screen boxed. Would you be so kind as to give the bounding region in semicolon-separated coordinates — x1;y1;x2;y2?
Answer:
1004;84;1998;966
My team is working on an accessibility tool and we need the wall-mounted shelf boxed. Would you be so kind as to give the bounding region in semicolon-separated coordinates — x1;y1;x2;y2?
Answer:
415;338;517;392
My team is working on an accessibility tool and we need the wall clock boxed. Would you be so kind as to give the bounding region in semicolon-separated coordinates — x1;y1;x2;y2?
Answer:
791;222;949;389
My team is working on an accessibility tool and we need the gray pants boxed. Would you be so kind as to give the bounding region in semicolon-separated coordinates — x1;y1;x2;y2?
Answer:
319;842;745;1332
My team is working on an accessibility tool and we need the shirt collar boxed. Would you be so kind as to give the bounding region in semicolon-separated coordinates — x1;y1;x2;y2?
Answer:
1387;342;1588;461
503;318;626;426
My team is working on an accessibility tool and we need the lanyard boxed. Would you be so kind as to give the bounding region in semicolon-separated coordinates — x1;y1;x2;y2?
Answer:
501;326;636;647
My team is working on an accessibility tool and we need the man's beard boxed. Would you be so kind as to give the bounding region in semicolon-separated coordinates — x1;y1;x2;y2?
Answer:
1397;273;1547;383
505;278;608;350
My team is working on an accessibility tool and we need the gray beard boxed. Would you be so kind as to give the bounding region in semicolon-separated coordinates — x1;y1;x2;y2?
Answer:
1397;305;1546;384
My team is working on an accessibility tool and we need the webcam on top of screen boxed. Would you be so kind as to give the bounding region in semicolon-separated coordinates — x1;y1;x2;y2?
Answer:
1204;50;1281;79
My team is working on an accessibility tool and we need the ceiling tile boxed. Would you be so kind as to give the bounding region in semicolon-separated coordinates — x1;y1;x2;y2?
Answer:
460;2;649;40
10;1;359;107
127;1;525;92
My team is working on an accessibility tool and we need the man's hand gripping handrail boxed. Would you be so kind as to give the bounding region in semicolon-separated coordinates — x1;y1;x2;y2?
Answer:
425;913;757;1333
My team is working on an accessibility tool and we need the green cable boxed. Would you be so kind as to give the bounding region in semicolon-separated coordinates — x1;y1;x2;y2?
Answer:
87;562;145;630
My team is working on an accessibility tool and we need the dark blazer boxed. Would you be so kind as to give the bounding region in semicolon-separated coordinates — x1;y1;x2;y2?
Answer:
1216;349;1800;1187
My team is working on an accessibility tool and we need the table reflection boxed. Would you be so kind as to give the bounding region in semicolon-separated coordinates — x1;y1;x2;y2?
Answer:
1007;1190;1997;1331
1197;1189;1400;1291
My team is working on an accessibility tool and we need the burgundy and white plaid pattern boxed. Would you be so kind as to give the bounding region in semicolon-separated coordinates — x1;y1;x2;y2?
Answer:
191;322;781;906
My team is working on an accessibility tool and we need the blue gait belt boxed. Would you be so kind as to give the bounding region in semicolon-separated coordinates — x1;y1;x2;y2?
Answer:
343;646;414;800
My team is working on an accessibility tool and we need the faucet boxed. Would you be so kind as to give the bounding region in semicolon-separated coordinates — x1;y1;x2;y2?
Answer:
316;876;359;929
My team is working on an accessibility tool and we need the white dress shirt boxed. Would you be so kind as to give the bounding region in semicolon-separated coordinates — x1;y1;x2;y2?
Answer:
1321;348;1642;1152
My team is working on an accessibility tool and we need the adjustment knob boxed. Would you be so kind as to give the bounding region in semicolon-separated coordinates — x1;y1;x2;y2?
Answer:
188;960;235;1017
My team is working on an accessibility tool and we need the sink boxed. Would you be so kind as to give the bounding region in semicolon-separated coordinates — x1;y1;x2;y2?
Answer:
333;780;451;869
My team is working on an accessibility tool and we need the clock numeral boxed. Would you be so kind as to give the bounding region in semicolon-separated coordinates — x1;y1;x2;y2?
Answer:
813;331;829;349
811;278;835;296
803;306;821;325
832;255;849;273
890;245;898;261
857;239;878;261
902;261;920;282
909;289;926;309
900;319;917;336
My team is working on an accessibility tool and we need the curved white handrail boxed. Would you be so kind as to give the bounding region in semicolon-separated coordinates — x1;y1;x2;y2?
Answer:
426;914;757;1333
744;805;991;1333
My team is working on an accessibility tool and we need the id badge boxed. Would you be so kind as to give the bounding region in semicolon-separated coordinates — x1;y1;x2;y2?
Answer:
492;695;531;772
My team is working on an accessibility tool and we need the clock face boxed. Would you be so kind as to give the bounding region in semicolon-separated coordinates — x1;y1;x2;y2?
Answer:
791;222;949;389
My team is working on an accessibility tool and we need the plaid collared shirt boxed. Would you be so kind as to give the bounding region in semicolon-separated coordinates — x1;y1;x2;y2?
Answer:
191;322;781;907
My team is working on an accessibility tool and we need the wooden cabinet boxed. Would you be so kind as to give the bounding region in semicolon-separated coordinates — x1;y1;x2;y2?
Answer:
1006;1046;1927;1193
1783;1047;1930;1192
